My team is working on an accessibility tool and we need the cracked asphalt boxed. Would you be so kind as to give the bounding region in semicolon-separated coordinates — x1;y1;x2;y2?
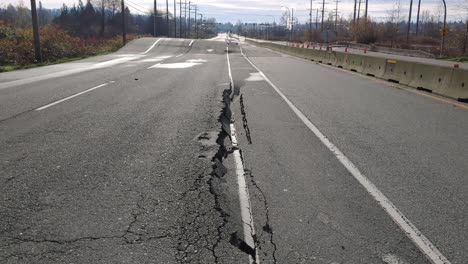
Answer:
0;38;248;263
229;38;468;264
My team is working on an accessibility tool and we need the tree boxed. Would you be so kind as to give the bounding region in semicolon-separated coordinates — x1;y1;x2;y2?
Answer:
385;0;403;46
92;0;107;36
107;0;120;18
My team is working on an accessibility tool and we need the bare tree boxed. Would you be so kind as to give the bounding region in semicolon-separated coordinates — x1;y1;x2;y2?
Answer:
107;0;120;18
386;0;402;46
279;11;289;27
92;0;107;36
419;10;431;34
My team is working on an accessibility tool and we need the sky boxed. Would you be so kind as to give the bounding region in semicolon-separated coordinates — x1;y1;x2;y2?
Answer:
2;0;467;23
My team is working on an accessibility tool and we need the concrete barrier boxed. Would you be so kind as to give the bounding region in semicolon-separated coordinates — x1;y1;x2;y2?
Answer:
245;39;468;101
406;63;453;96
447;69;468;102
362;56;387;78
334;52;347;68
382;59;415;84
345;53;366;72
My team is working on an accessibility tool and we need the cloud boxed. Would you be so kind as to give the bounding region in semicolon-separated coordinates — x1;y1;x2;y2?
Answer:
2;0;467;22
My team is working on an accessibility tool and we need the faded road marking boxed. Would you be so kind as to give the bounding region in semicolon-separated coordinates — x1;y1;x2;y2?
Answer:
141;55;172;62
148;62;202;69
245;72;264;82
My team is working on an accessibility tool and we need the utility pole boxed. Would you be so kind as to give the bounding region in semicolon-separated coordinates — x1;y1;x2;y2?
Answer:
166;0;169;36
188;2;191;37
440;0;447;57
335;0;339;31
364;0;368;21
121;0;126;44
415;0;421;35
291;8;294;41
309;0;313;42
321;0;325;31
184;0;187;38
179;0;182;37
357;0;361;23
353;0;357;24
198;14;203;38
316;8;319;29
30;0;42;63
153;0;157;36
407;0;413;43
194;6;198;38
463;20;468;55
173;0;176;37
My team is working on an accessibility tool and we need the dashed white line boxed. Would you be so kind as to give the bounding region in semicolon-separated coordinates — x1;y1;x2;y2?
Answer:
189;40;194;47
141;38;162;54
226;46;259;264
35;82;113;111
176;53;184;58
239;45;451;264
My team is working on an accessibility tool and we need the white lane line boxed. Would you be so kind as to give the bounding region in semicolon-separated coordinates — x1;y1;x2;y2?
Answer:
239;46;451;264
189;40;194;47
176;53;184;58
35;82;112;111
141;38;162;54
226;46;259;264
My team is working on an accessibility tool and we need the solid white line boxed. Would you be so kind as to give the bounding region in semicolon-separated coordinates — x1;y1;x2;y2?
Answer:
189;40;194;47
35;82;111;111
239;45;451;264
226;48;234;90
226;46;259;264
141;38;162;54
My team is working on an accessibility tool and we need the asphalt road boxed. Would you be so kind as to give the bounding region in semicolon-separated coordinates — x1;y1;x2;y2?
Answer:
1;34;467;264
1;37;248;263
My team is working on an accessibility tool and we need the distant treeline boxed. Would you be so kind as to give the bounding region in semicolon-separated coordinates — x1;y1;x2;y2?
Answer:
0;1;219;68
0;0;218;38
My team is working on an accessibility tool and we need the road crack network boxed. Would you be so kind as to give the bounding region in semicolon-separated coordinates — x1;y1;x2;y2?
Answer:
244;168;278;264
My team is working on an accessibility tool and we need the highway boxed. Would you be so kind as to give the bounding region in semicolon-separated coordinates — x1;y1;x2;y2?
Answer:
1;34;467;264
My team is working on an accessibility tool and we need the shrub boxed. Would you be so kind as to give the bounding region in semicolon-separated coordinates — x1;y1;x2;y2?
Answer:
0;20;136;67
